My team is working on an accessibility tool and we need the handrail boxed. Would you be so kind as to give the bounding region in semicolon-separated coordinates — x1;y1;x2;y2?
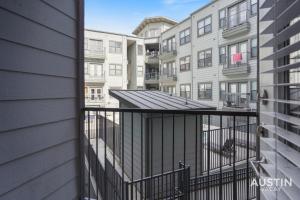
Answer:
250;158;265;178
83;107;258;116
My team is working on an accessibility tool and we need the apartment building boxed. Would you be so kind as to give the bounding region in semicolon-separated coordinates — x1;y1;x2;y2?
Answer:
258;0;300;199
84;30;144;107
159;0;258;112
84;18;176;107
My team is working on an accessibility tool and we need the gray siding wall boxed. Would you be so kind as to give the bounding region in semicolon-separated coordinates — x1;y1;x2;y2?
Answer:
0;0;81;199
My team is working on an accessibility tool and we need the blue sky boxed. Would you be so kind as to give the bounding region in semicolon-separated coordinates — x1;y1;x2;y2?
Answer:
85;0;210;35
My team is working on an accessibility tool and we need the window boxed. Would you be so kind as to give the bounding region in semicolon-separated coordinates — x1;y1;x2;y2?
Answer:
180;28;191;45
109;64;122;76
251;0;257;15
88;63;104;77
219;9;226;28
162;36;176;52
219;46;226;64
89;88;102;100
198;49;212;68
138;45;143;55
251;38;257;58
197;16;212;36
86;39;103;52
198;83;212;100
220;82;226;100
163;86;176;95
162;61;176;76
228;1;247;28
180;56;191;71
180;84;191;99
137;66;143;77
251;81;257;101
228;41;247;67
149;28;161;37
109;41;122;54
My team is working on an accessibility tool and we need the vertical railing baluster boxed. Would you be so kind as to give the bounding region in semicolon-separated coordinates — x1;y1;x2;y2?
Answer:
131;112;134;199
195;114;198;200
172;114;175;199
183;114;186;165
88;111;91;199
233;115;237;200
219;116;222;200
150;113;153;199
200;115;203;175
104;111;107;200
161;112;164;199
141;112;144;199
246;116;250;200
122;112;125;199
113;111;116;200
96;111;99;200
207;115;210;200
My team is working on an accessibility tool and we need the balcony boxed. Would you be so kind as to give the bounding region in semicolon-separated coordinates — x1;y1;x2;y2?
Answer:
144;72;159;84
85;47;106;61
222;10;251;38
85;72;105;83
159;73;177;83
83;107;257;200
159;44;177;60
223;93;251;109
145;51;159;64
85;95;105;105
222;52;250;76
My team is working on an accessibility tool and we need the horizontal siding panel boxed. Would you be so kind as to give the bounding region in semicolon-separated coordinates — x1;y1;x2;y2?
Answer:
43;178;78;200
0;158;78;200
0;99;77;132
0;8;76;58
0;0;76;38
0;71;76;100
0;119;77;165
0;140;77;195
0;40;76;77
42;0;76;19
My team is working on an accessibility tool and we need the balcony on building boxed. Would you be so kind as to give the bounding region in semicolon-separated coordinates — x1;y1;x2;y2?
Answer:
85;94;105;105
85;71;105;83
144;71;159;84
85;46;106;61
159;43;177;60
222;8;251;39
222;92;251;110
222;52;250;76
145;50;159;64
159;72;177;83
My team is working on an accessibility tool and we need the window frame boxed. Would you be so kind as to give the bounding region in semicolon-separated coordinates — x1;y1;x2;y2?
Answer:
198;82;213;100
250;80;257;101
109;64;122;76
219;9;226;29
250;38;257;58
219;46;227;65
179;28;191;45
198;48;212;68
137;66;143;77
109;40;122;54
179;56;191;72
180;84;191;99
197;15;212;37
219;82;226;100
250;0;258;16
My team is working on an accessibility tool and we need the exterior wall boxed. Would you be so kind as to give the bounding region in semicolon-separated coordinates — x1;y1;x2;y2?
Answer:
0;0;81;199
137;22;173;38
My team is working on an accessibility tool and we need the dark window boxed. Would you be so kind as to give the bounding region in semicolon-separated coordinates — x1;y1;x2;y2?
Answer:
251;0;257;15
109;64;122;76
220;82;226;100
198;49;212;68
198;83;212;100
219;46;226;64
251;38;257;58
180;84;191;99
219;9;226;28
251;81;257;101
197;16;212;36
180;28;191;45
162;36;176;52
180;56;191;71
162;61;176;76
228;1;247;28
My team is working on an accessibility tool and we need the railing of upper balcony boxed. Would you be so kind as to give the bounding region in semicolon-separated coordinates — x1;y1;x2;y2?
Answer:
85;46;106;59
161;42;176;53
85;71;105;82
145;72;159;81
82;108;257;200
146;51;159;57
223;93;251;108
225;9;250;30
223;52;250;69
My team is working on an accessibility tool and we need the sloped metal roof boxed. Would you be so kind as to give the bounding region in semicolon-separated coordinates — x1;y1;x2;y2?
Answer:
109;90;215;110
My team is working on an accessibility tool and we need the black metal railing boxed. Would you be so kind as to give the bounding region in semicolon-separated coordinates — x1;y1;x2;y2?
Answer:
82;108;257;200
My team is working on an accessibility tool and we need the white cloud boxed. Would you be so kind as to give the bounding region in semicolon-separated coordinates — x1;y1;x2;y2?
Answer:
163;0;203;5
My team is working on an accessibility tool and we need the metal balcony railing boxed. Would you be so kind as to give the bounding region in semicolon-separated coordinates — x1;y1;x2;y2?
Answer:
85;71;105;82
85;47;106;59
223;52;249;69
223;93;251;108
82;108;257;200
226;9;250;29
145;72;159;81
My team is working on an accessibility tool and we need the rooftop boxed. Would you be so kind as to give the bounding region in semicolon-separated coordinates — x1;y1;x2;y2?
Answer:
132;16;177;35
109;90;215;110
